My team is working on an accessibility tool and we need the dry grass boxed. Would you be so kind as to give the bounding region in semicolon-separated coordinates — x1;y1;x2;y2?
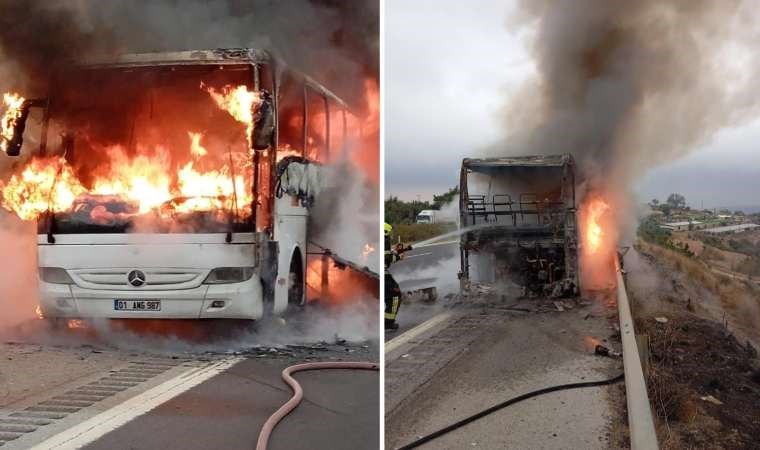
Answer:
640;241;759;320
637;314;760;449
699;245;725;262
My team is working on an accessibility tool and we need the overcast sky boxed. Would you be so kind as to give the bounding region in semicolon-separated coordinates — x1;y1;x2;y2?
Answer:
385;0;760;211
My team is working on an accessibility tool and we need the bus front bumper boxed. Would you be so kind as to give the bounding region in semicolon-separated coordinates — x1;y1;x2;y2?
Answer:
38;277;264;320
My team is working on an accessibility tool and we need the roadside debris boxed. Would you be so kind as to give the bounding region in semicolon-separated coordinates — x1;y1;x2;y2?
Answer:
654;316;669;324
700;395;723;406
594;344;621;358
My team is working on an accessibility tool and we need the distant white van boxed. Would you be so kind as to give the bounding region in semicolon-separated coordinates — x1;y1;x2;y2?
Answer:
416;210;437;224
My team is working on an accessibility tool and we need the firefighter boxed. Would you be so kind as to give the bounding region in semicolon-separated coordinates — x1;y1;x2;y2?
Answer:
385;222;411;330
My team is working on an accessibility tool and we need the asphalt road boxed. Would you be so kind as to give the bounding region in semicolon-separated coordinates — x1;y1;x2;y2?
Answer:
385;242;623;449
0;319;379;450
83;357;379;450
386;305;622;450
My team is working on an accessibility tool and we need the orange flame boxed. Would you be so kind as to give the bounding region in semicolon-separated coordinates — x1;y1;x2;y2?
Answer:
579;193;617;293
584;197;609;255
67;319;87;329
90;146;173;213
203;83;260;147
0;85;258;223
0;92;25;154
188;132;208;158
1;157;86;220
305;256;379;305
276;145;303;162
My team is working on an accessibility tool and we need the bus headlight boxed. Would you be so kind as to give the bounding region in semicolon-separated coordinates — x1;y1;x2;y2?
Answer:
203;267;255;284
39;267;75;284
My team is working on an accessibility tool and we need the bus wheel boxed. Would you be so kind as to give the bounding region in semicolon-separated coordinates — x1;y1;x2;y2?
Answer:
287;251;304;307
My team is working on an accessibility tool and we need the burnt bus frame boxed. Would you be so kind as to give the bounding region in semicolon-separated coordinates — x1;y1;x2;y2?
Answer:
29;49;353;240
458;154;580;295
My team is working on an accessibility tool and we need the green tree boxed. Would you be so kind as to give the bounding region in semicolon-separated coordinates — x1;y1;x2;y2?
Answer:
666;193;686;209
384;196;432;224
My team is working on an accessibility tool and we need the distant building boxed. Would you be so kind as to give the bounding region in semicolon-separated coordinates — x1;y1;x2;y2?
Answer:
661;221;703;232
701;223;760;235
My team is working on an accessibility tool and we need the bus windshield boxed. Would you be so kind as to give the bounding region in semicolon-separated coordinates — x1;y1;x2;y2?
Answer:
33;66;258;234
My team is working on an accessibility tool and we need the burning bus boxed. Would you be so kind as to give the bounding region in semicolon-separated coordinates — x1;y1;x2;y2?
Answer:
458;154;580;298
0;48;363;322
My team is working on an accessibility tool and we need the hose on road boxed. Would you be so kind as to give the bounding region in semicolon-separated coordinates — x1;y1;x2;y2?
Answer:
396;372;625;450
256;361;380;450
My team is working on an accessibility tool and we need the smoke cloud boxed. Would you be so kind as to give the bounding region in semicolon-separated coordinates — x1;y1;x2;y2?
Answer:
499;0;760;199
0;0;377;111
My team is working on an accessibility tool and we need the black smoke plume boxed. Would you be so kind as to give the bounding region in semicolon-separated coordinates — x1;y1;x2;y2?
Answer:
0;0;377;111
499;0;760;191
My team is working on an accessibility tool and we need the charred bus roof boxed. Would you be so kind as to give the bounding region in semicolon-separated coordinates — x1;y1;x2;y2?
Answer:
82;48;271;68
462;154;574;171
80;48;348;109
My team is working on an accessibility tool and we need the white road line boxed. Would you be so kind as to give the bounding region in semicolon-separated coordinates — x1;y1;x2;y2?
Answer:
30;357;243;450
385;312;452;354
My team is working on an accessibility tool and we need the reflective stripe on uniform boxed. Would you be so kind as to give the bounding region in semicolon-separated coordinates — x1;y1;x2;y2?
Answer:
384;296;400;320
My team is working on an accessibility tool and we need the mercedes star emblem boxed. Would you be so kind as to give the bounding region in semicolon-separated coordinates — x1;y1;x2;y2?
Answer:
127;270;146;287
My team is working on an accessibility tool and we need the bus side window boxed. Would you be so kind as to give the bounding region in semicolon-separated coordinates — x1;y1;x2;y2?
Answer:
328;98;346;160
306;86;327;163
277;74;304;155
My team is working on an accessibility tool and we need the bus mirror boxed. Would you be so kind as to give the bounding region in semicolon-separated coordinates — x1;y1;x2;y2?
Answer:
252;90;274;151
2;98;44;157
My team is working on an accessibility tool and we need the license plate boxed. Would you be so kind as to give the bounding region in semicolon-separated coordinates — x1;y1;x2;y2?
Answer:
114;299;161;311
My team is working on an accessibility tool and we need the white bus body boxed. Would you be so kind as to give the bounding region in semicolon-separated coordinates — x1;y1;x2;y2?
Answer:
38;194;308;321
19;49;353;322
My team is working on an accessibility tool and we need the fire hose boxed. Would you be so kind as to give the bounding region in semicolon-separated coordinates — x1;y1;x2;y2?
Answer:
256;361;380;450
396;372;625;450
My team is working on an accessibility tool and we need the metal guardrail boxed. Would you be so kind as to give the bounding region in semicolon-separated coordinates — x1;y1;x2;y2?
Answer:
615;255;659;449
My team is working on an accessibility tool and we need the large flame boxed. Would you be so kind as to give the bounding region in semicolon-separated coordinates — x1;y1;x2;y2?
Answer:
580;193;616;292
0;85;257;223
584;197;609;255
1;157;86;220
90;146;173;213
